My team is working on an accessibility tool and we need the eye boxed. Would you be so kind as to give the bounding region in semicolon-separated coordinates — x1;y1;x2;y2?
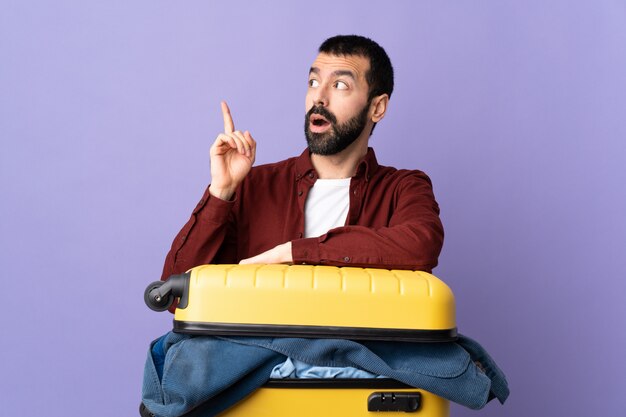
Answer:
334;81;348;90
309;79;319;88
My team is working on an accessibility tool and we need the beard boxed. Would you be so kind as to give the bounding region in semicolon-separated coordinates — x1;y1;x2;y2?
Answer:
304;102;370;156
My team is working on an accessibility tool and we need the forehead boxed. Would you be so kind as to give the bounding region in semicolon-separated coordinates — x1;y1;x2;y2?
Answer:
310;52;370;81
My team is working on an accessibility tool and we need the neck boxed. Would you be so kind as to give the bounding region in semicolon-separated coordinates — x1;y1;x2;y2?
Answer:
310;136;369;179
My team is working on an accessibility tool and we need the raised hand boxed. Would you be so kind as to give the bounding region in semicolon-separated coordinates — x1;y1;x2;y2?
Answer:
208;101;257;200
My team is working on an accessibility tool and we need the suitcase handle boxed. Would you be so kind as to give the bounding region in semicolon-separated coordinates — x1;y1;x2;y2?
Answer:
144;272;190;311
368;392;421;412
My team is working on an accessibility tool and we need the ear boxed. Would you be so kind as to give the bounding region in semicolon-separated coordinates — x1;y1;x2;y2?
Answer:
370;94;389;123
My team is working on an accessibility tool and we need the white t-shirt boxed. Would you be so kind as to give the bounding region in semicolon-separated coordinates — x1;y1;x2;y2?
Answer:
304;178;351;238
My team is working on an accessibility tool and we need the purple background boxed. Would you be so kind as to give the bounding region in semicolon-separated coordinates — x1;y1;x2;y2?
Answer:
2;1;625;416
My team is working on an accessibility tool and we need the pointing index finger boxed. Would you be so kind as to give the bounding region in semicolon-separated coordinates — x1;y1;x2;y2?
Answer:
221;101;235;134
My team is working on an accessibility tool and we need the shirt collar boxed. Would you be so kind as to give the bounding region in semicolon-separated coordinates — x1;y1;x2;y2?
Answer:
295;147;380;181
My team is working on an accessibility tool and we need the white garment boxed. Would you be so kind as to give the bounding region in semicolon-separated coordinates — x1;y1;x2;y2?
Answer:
304;178;351;238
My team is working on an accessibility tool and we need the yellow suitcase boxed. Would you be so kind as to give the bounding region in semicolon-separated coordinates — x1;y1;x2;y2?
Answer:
220;379;450;416
146;264;456;342
144;265;456;416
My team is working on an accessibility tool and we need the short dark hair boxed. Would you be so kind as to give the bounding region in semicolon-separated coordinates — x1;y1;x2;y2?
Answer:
319;35;394;101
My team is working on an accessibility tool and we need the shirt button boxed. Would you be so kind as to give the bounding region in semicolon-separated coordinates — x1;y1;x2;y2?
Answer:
308;173;314;179
181;235;187;242
298;233;303;238
298;190;303;196
343;256;350;262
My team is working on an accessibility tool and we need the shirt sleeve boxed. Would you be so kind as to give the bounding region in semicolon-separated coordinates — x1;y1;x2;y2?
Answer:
291;173;444;272
160;186;237;281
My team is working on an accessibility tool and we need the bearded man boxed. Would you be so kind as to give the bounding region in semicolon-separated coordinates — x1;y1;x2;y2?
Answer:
160;35;444;282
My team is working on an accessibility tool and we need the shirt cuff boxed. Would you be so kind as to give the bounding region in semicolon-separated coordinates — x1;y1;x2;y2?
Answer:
195;192;235;225
291;237;321;264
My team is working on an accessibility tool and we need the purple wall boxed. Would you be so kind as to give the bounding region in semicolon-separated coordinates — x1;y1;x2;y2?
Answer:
2;1;624;416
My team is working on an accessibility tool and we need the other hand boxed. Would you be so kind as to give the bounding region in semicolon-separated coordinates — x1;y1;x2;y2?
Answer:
239;242;293;265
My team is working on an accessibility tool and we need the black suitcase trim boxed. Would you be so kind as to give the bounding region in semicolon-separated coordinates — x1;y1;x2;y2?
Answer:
173;320;458;342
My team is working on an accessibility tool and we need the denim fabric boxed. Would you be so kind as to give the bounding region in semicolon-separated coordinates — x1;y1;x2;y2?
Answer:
142;333;284;417
457;334;510;403
142;333;509;417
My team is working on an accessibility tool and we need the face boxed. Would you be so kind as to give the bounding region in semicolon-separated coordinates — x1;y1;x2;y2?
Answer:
304;53;372;155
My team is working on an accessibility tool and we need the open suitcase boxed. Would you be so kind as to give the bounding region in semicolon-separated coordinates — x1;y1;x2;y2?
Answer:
144;264;457;416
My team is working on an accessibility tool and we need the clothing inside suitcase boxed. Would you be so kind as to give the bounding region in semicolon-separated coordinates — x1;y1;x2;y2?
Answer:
143;265;458;417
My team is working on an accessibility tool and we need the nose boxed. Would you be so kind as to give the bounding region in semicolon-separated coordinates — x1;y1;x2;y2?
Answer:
315;95;328;107
310;84;329;107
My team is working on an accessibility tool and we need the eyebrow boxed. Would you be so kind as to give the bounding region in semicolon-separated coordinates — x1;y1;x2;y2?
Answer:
309;67;356;80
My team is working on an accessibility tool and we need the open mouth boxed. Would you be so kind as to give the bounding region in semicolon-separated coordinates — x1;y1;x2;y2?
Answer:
309;114;331;133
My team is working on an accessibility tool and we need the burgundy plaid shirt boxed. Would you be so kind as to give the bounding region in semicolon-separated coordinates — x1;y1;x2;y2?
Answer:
161;148;443;280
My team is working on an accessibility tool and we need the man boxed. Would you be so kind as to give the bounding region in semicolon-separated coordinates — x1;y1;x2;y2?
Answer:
161;35;443;283
142;36;509;417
